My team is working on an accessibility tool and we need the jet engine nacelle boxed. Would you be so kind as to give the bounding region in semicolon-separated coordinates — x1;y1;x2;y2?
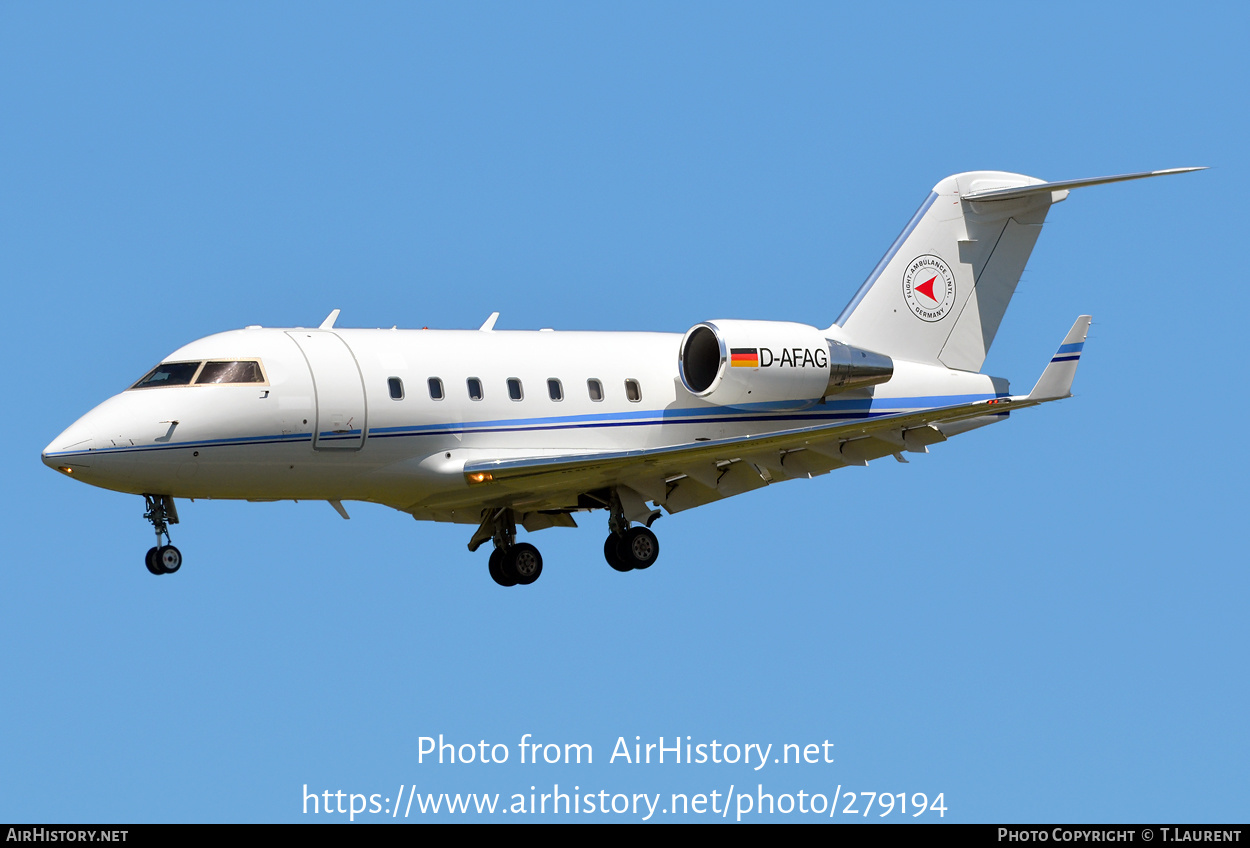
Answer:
679;319;893;409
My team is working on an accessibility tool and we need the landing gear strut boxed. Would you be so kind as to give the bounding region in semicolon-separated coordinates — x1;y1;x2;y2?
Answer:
603;489;660;572
143;494;182;575
474;508;543;587
469;490;662;585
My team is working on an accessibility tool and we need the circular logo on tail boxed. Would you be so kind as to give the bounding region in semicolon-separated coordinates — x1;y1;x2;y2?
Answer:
902;254;956;322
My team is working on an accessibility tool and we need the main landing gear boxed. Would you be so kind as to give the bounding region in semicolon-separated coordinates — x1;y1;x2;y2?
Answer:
478;509;543;588
142;494;183;576
602;488;660;573
604;526;660;572
470;488;665;586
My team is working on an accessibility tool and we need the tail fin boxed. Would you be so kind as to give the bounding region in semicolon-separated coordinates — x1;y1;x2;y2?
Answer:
832;168;1203;372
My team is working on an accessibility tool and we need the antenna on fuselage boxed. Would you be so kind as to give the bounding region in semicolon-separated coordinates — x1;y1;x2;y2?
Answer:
479;311;500;331
319;309;341;330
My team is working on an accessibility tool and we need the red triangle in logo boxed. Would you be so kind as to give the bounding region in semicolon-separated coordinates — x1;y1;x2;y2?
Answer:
915;275;938;302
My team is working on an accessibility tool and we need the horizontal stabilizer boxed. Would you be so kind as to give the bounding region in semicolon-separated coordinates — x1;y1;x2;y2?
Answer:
1028;316;1092;401
962;168;1204;202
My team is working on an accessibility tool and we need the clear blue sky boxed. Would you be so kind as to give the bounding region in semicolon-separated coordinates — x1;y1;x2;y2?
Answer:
3;2;1244;823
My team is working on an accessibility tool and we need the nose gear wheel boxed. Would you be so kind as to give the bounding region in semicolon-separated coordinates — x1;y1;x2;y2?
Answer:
142;495;183;576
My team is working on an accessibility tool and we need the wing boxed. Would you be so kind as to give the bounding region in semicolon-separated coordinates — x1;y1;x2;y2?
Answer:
406;317;1090;546
460;392;1004;509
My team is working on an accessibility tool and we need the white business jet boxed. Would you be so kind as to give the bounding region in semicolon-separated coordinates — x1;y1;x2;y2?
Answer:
43;168;1200;585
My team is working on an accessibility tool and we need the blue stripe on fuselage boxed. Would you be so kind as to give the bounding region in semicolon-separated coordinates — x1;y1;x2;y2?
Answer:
44;393;999;458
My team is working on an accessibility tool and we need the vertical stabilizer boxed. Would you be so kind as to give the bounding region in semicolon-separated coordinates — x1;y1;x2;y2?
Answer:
833;171;1061;371
832;168;1203;372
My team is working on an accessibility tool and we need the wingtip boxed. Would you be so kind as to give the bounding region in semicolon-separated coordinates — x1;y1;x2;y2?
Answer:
1027;315;1091;401
1067;315;1093;344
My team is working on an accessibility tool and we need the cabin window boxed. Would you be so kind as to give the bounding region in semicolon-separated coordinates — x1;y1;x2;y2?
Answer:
625;379;642;402
507;378;524;401
587;379;604;402
388;377;404;400
467;378;483;401
547;378;563;401
132;361;201;389
428;378;445;400
197;361;265;385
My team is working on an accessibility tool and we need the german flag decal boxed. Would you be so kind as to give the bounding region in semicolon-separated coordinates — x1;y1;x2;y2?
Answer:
730;348;760;368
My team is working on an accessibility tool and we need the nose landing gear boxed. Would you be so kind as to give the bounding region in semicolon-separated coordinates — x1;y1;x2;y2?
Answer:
143;495;182;576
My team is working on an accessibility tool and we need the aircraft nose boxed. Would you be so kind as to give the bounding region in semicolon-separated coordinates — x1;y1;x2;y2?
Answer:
42;417;97;471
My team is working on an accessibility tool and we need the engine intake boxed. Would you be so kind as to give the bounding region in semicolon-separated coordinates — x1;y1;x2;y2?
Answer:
679;319;892;409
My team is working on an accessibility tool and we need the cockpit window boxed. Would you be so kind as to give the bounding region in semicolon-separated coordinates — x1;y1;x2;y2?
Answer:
196;361;265;384
132;362;201;389
130;359;267;389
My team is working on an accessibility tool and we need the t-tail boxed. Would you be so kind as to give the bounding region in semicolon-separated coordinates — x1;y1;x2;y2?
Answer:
831;168;1203;372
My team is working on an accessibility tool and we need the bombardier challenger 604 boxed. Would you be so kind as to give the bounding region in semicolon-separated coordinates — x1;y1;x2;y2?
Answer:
43;168;1201;585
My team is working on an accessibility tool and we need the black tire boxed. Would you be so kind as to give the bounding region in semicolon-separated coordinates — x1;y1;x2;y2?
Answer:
604;534;632;572
506;543;543;585
145;547;163;575
620;527;659;570
488;548;516;587
156;545;182;574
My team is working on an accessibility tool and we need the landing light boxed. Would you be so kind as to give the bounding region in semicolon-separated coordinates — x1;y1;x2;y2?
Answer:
467;472;493;483
59;467;74;475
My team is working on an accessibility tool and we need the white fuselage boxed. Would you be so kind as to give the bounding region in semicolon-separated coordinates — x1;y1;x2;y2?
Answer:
42;324;1003;522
